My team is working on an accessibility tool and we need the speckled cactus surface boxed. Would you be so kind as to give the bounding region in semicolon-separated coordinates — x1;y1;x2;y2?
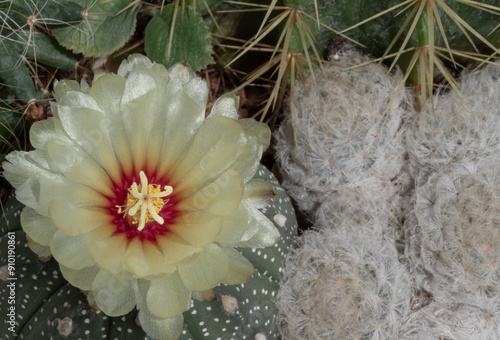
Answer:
0;165;297;339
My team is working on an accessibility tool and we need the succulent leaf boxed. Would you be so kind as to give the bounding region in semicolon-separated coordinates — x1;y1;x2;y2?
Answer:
145;4;214;72
51;0;139;57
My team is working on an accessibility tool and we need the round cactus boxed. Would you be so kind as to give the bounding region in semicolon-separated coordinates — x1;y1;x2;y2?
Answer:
277;224;411;340
274;53;409;218
399;292;500;340
0;165;297;339
314;175;413;236
406;63;500;186
407;159;500;296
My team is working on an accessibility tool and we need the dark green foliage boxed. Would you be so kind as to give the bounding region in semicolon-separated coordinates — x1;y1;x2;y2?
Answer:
145;4;214;72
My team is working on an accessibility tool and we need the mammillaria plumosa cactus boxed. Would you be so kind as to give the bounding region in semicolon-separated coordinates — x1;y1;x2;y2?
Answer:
274;52;409;218
0;54;298;339
277;224;411;340
406;63;500;186
407;159;500;296
399;291;500;339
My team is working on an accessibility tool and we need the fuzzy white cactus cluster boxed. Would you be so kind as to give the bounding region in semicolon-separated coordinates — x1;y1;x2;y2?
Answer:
406;64;500;186
408;160;500;295
275;51;414;340
274;53;410;218
400;64;500;338
399;292;500;339
277;225;411;340
275;53;500;339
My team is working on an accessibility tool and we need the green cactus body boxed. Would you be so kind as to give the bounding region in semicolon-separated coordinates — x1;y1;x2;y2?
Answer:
0;165;297;339
51;0;139;57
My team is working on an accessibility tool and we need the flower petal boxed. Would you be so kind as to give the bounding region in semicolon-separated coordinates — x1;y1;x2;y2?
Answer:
178;243;228;291
26;236;52;257
171;116;245;195
146;271;191;318
242;178;274;209
207;92;239;119
92;269;138;316
233;119;271;182
192;289;216;302
214;205;258;247
156;233;202;265
170;212;222;247
223;202;280;249
21;207;58;246
53;79;81;101
124;239;176;278
138;307;184;340
59;264;99;290
49;200;113;236
88;73;133;179
86;225;128;274
221;247;254;285
121;66;167;170
50;230;94;270
56;91;123;183
117;54;154;78
234;206;280;248
30;118;115;197
176;169;243;216
155;71;208;178
4;151;108;216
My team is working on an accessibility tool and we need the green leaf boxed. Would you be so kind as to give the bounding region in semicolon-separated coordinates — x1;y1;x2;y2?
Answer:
11;0;84;23
27;32;78;70
0;43;44;101
0;2;78;101
145;4;214;72
51;0;139;57
0;105;25;156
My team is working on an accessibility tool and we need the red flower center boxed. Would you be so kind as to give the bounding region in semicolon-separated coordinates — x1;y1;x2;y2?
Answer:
109;171;179;241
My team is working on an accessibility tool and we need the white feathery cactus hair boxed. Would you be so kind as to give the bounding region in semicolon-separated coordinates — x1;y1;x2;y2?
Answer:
406;63;500;186
314;174;413;234
407;159;500;296
274;54;410;217
277;225;411;340
399;291;500;340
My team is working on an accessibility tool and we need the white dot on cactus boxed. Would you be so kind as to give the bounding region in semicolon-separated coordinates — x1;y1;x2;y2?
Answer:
57;317;73;336
221;295;238;313
0;265;9;281
273;213;287;227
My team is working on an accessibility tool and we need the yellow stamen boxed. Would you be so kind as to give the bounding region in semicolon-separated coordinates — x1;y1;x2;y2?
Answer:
118;171;173;231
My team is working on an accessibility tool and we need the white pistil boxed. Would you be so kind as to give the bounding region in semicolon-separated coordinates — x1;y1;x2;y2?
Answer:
127;171;173;231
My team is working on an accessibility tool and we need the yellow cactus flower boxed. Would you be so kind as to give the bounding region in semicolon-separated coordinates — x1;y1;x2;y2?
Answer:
2;54;279;340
